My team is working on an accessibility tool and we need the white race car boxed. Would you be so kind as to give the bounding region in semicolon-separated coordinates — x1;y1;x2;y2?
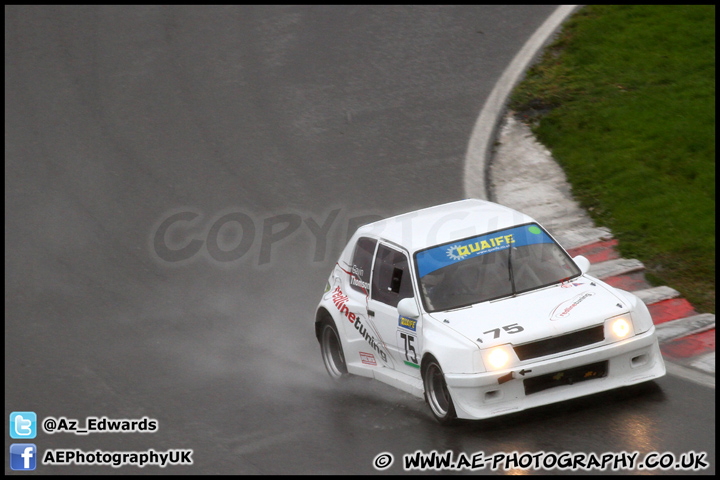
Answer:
314;199;665;424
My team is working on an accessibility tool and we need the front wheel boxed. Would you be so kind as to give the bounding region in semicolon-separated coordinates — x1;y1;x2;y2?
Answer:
422;357;457;424
320;319;348;380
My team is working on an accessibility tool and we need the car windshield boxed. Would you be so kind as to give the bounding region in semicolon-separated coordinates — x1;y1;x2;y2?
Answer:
414;223;581;312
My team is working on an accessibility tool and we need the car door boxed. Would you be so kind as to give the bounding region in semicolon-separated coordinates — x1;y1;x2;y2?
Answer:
338;236;394;369
367;242;422;377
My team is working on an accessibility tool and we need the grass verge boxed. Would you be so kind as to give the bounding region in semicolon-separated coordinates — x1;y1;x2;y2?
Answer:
510;5;715;313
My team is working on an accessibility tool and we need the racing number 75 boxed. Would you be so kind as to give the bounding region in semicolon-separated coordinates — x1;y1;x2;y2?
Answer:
482;323;525;341
399;332;418;364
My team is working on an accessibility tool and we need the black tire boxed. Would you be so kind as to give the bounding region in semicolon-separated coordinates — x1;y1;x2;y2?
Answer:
319;319;349;380
422;356;457;425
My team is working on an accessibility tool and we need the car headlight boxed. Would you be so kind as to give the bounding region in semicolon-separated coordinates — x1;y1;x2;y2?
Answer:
606;314;635;342
488;348;510;369
480;345;516;371
612;318;630;338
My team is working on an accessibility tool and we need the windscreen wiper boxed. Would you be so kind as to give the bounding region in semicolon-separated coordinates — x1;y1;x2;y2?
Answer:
508;245;517;296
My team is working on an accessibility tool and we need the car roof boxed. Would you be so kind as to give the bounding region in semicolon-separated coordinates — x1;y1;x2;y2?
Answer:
355;198;536;253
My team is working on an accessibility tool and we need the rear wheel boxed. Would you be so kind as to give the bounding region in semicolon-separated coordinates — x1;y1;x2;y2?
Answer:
422;357;457;424
320;319;348;380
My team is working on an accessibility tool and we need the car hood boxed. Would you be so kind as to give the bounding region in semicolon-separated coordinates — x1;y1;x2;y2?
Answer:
427;277;628;349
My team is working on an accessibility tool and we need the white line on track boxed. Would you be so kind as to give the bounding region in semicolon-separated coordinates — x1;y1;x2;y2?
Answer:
463;5;579;200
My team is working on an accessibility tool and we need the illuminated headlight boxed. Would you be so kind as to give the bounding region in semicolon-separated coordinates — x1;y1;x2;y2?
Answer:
606;314;635;341
488;348;509;369
612;318;630;338
481;345;516;371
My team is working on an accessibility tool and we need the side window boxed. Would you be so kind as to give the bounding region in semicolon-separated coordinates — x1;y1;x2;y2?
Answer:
349;237;376;294
371;244;413;307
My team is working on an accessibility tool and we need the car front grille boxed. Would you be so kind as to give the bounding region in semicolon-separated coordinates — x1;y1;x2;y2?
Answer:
513;325;605;361
523;360;608;395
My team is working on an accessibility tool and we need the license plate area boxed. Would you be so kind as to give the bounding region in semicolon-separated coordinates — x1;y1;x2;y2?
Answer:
523;360;608;395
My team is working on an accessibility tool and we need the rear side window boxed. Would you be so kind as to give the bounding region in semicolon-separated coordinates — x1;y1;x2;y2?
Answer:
371;244;413;307
349;237;376;294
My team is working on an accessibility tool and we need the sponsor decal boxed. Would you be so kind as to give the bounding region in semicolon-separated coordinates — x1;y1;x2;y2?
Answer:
456;234;515;258
417;224;554;278
354;316;388;363
446;245;466;261
331;286;356;323
360;352;377;366
550;291;596;320
330;286;388;363
561;281;585;288
350;264;370;291
398;315;417;332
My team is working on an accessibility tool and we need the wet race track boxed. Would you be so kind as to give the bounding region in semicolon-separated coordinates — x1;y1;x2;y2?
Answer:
5;5;715;474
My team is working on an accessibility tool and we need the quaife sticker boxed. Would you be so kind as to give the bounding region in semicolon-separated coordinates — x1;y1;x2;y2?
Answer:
398;315;417;332
416;223;554;278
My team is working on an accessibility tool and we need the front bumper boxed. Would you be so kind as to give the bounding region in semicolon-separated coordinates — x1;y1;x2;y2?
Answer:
444;327;665;420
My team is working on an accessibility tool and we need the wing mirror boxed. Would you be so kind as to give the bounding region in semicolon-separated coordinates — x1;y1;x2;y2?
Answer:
397;297;420;319
573;255;591;274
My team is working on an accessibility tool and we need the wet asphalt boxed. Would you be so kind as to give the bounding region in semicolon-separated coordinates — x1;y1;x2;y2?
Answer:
5;5;714;474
